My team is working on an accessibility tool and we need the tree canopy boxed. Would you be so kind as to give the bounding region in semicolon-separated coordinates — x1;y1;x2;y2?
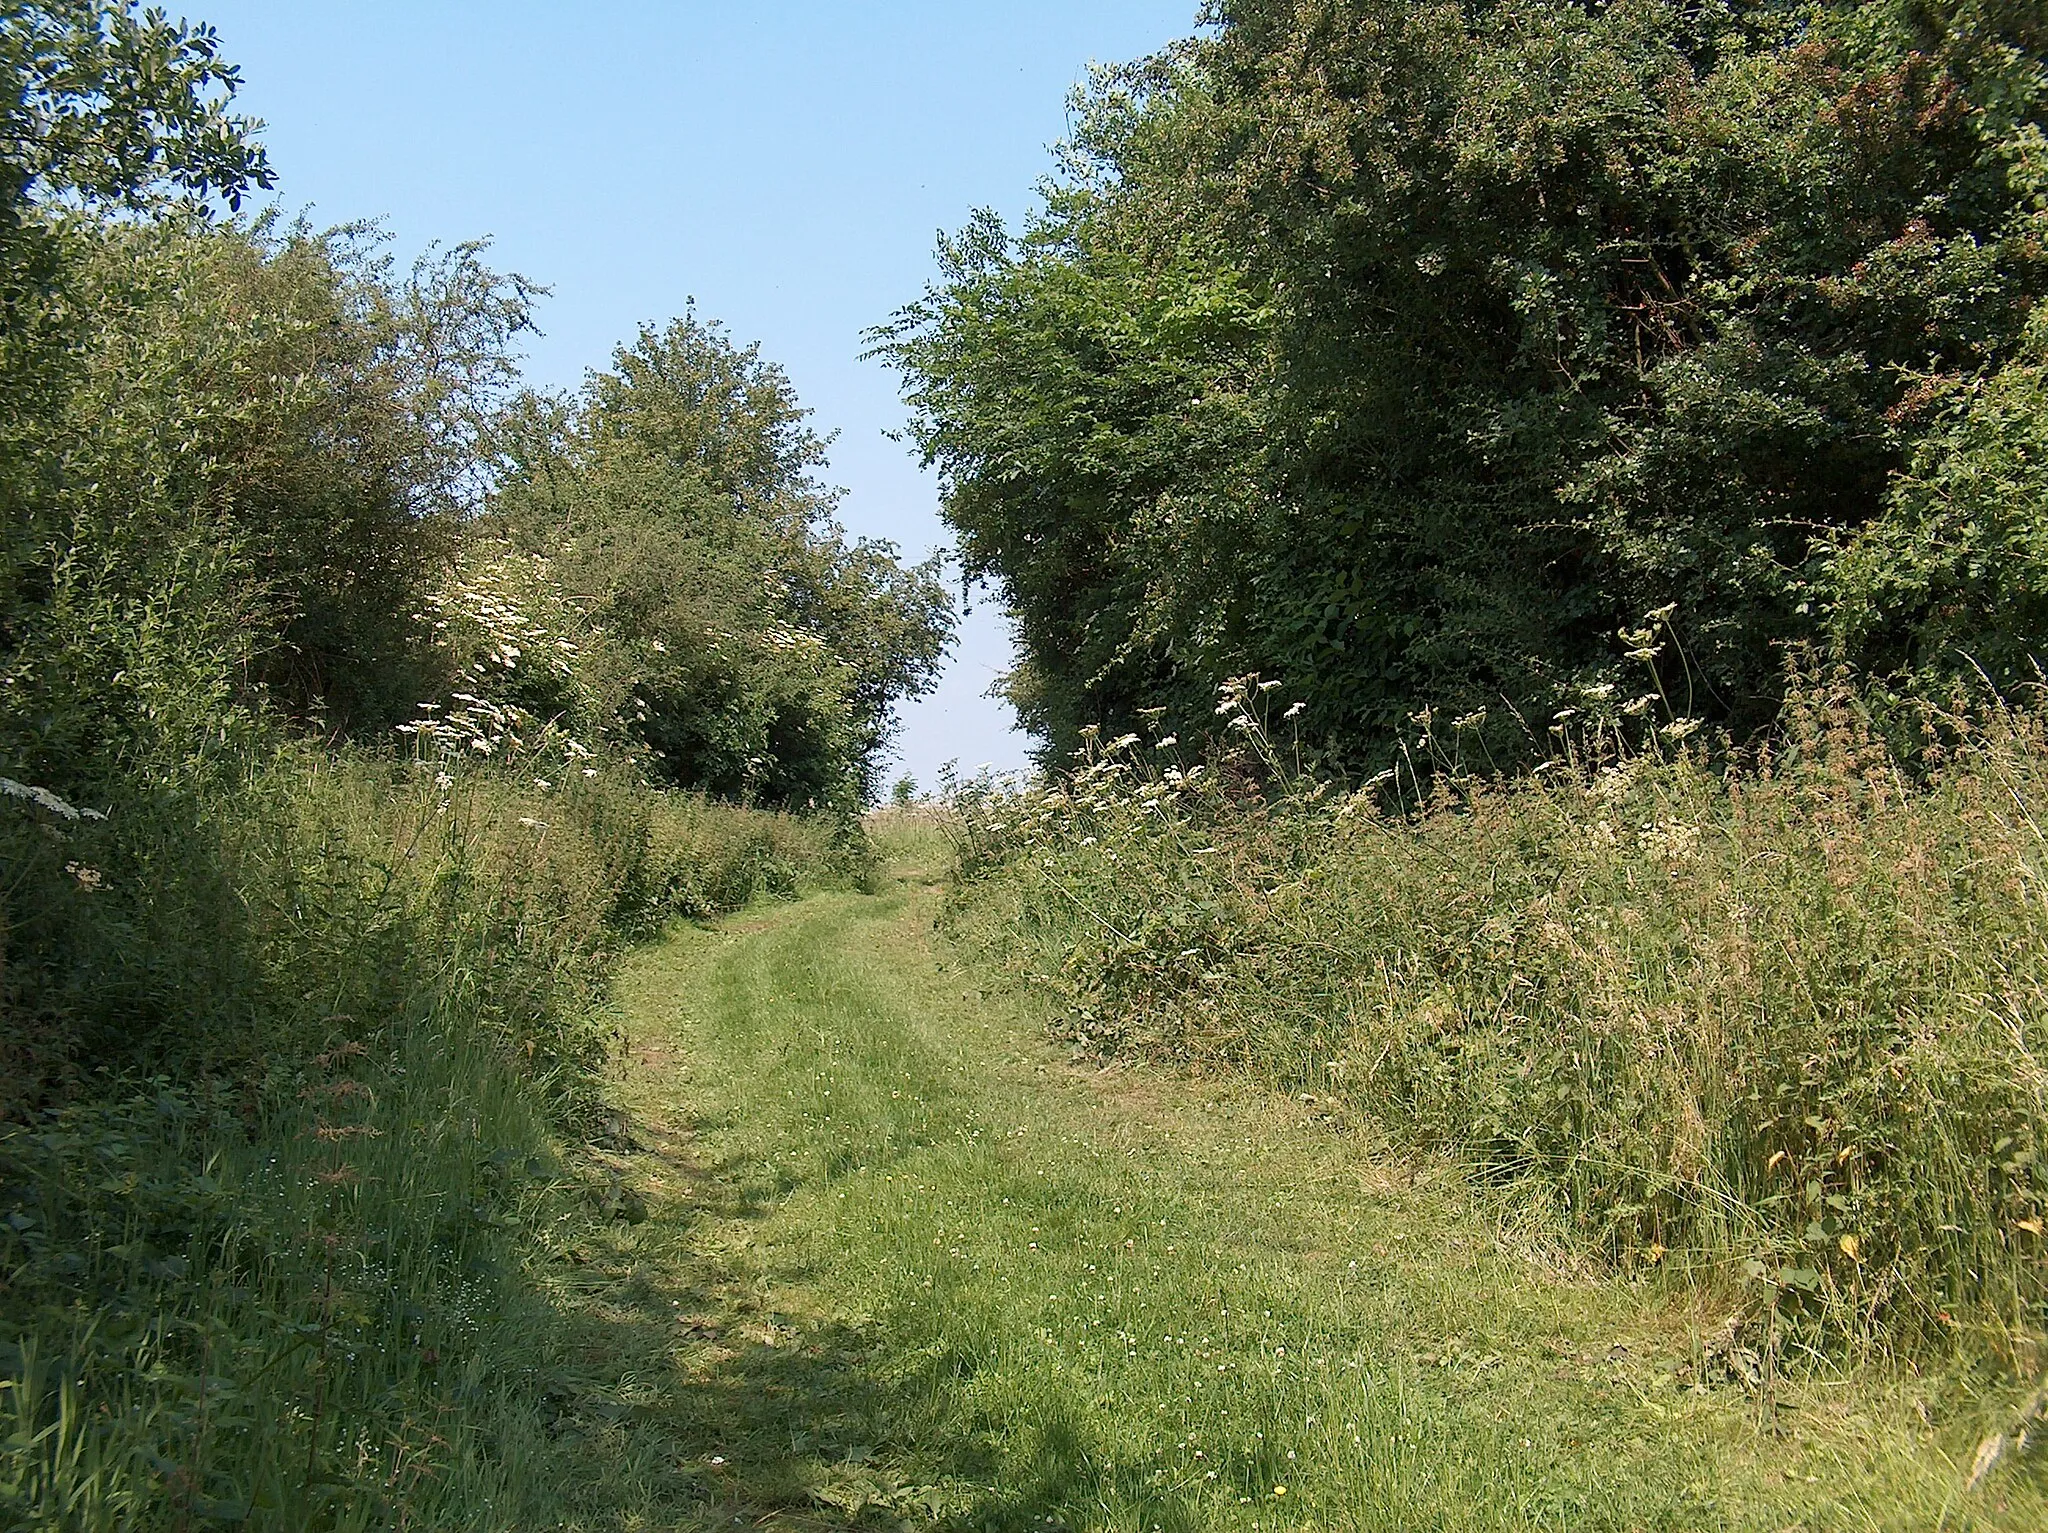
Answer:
879;0;2048;767
486;315;954;808
0;5;953;812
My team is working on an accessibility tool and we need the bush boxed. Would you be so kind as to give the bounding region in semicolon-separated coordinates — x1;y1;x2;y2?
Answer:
946;673;2048;1365
880;0;2048;771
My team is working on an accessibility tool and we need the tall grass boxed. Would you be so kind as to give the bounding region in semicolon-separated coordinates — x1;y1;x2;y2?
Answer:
945;674;2048;1367
0;751;860;1528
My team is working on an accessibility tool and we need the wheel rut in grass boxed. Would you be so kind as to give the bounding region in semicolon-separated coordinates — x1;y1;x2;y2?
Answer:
550;849;2043;1531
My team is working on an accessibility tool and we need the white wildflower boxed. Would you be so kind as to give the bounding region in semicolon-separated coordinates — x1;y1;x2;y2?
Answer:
0;778;105;821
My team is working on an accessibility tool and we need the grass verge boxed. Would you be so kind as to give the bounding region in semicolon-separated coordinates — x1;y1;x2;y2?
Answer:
0;756;861;1529
943;677;2048;1370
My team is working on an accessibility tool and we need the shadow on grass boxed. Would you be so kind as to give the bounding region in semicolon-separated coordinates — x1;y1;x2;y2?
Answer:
519;1129;1201;1531
642;1321;1203;1532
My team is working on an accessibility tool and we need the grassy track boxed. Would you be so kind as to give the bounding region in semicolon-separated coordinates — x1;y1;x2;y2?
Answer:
537;832;2044;1530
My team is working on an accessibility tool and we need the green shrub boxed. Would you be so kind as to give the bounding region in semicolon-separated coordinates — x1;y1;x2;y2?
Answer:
947;675;2048;1365
880;0;2048;771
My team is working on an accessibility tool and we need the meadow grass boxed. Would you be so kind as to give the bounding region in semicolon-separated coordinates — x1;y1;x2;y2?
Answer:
535;824;2047;1529
0;753;859;1529
942;677;2048;1378
14;751;2044;1528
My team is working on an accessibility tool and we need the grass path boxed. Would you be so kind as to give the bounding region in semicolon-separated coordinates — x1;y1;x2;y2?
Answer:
537;837;2042;1531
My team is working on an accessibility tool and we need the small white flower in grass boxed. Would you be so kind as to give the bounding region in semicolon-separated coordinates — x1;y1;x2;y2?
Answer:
1;778;105;821
1283;701;1306;719
1258;679;1281;691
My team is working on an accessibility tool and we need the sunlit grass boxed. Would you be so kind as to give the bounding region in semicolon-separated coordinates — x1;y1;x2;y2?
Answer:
943;674;2048;1371
578;857;2046;1530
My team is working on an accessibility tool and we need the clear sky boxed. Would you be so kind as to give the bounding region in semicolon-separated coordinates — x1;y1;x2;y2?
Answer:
196;1;1199;790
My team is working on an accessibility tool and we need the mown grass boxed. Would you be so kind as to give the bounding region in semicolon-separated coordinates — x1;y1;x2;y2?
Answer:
544;826;2048;1530
943;675;2048;1385
0;753;861;1529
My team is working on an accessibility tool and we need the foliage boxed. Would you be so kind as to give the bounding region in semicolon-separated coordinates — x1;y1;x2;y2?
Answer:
491;315;954;809
880;0;2048;768
0;4;277;788
0;216;542;823
1830;298;2048;690
946;673;2048;1364
0;1;271;213
0;21;908;1526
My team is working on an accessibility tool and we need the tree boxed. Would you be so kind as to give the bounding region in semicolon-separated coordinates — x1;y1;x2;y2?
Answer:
1;219;541;790
490;314;954;807
2;2;275;791
1;1;271;214
881;0;2048;768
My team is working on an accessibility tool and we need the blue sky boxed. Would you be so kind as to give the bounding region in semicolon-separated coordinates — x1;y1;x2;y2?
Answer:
198;1;1199;789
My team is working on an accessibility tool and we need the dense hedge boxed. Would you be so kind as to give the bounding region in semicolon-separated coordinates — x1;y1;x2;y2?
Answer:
882;0;2048;768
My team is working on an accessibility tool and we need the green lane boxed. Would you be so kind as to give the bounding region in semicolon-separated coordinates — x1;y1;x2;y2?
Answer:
552;847;2034;1531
